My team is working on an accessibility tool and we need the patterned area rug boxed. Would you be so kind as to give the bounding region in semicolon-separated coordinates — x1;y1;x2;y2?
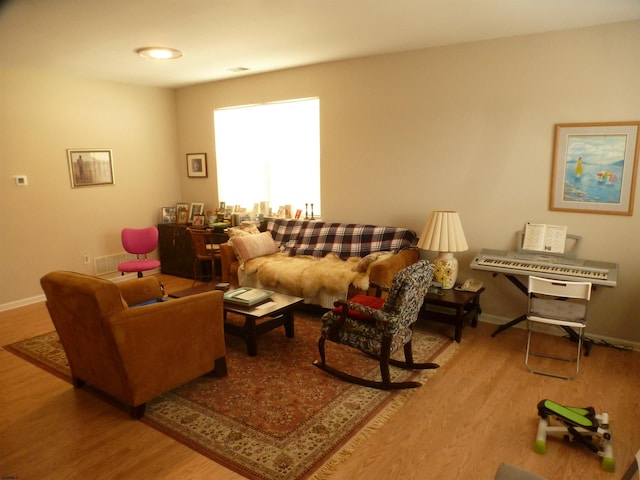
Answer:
5;309;457;480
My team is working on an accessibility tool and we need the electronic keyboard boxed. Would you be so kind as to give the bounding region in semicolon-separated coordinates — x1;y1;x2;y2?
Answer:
470;249;618;287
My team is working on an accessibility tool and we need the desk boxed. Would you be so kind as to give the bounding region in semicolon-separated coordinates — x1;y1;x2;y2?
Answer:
421;286;484;342
158;223;227;278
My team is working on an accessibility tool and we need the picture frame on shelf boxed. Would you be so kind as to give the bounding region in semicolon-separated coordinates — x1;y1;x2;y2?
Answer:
189;202;205;222
67;149;114;188
550;121;640;216
186;153;208;178
192;215;205;227
162;206;177;224
176;203;189;224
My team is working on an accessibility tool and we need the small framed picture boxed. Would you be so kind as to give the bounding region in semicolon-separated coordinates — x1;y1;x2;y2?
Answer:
192;215;205;227
186;153;208;178
162;206;177;224
67;149;115;188
189;202;205;222
176;203;189;224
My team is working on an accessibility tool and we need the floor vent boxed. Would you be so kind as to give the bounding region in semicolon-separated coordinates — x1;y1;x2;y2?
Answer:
94;253;135;276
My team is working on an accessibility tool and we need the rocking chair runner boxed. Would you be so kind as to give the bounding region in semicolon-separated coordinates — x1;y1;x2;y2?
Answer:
313;260;438;390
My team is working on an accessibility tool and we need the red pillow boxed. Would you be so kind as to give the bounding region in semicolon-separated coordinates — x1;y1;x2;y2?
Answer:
332;294;385;320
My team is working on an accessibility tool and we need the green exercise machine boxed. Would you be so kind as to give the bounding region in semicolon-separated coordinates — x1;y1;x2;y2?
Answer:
534;399;615;473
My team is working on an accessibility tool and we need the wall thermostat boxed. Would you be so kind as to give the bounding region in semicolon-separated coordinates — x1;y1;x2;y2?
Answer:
13;175;28;186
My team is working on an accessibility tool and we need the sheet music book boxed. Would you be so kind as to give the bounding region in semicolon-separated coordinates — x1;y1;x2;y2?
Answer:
522;223;568;254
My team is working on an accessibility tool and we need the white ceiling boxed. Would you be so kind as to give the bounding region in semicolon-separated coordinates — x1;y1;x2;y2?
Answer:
1;0;639;88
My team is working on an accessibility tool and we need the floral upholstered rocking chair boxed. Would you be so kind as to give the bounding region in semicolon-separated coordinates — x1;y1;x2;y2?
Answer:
314;260;438;390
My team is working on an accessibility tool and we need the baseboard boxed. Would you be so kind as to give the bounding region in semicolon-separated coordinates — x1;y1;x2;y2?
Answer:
0;269;161;312
479;314;639;352
0;294;46;312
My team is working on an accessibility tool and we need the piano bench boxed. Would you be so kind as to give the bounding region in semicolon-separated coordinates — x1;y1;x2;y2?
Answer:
420;286;484;343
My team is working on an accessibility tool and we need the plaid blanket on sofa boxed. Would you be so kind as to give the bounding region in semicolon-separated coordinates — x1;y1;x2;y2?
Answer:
267;219;417;259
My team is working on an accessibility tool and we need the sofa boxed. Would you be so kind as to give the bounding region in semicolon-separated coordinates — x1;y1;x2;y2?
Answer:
219;218;420;308
40;271;227;418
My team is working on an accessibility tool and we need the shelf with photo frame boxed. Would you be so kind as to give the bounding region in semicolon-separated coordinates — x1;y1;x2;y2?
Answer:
157;222;229;278
161;206;177;224
174;203;188;224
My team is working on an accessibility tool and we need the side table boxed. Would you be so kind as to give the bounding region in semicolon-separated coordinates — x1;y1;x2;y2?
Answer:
420;286;484;342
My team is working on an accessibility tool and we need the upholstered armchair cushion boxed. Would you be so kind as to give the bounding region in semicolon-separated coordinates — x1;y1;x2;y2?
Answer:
40;271;226;418
117;276;164;306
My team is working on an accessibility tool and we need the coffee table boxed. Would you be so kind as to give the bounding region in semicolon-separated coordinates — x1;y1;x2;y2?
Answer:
224;292;304;356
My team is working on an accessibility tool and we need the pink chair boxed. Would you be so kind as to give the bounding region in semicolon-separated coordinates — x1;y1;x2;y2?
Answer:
117;227;161;277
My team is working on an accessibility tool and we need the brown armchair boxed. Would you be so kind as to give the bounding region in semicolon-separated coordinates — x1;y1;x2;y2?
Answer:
219;242;239;285
40;271;227;418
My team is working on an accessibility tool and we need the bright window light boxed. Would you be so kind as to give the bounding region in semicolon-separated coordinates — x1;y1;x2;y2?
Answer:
214;98;320;216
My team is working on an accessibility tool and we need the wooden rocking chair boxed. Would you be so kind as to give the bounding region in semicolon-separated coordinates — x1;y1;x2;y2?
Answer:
314;260;438;390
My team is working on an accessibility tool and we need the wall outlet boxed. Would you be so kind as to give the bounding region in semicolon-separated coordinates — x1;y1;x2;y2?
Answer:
13;175;28;186
83;253;91;265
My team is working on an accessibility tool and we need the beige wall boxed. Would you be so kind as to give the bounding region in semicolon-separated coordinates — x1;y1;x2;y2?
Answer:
1;21;639;344
1;69;180;305
175;21;640;344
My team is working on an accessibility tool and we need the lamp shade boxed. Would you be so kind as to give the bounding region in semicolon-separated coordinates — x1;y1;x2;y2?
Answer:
417;211;468;253
417;211;468;289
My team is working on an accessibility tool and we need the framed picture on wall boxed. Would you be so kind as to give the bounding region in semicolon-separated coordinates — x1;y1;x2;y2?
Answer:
550;121;640;215
67;149;115;188
186;153;208;178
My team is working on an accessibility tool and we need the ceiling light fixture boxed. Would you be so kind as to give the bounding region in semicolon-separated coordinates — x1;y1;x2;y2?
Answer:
135;47;182;60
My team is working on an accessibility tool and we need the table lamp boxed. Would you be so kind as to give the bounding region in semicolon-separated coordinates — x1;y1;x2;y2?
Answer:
417;211;468;289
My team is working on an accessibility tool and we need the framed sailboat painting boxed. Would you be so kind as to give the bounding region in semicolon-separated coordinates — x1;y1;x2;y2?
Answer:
550;121;640;215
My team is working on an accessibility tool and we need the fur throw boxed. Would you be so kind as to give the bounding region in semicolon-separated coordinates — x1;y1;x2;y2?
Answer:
242;252;374;298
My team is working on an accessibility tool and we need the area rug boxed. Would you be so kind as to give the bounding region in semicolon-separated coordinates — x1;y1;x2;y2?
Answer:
5;309;457;480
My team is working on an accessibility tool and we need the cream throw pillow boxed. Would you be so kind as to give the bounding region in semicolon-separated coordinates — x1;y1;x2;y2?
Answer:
232;231;277;264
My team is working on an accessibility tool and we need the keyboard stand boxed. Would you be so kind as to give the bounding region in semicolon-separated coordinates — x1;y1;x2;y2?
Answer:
490;272;593;356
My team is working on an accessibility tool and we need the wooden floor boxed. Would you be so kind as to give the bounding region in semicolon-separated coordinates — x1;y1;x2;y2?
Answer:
1;274;639;480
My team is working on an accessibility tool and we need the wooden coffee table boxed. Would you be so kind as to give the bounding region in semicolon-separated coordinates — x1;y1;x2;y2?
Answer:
224;292;304;356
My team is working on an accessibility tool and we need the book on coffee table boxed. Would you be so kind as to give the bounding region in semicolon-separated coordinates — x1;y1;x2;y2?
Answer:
224;287;274;306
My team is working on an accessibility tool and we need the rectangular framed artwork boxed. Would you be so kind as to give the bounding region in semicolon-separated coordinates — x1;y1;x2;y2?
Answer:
189;202;205;222
176;203;189;224
186;153;208;178
162;206;177;224
67;149;115;188
550;122;640;215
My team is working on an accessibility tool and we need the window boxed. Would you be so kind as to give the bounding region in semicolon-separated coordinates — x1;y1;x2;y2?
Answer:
214;97;320;217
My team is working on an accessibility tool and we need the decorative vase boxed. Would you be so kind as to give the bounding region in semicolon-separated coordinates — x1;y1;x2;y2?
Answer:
432;252;458;289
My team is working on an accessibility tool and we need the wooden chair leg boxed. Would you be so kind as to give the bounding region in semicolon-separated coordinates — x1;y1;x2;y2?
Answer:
318;337;326;365
389;340;440;371
379;336;392;385
130;403;146;419
212;356;227;377
71;377;85;388
403;342;414;367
